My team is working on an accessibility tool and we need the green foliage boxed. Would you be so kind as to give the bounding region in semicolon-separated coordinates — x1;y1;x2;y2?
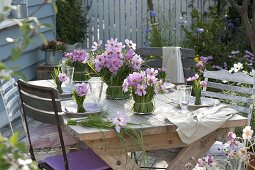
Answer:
0;133;37;170
181;5;249;68
52;66;63;93
149;27;163;47
56;0;87;44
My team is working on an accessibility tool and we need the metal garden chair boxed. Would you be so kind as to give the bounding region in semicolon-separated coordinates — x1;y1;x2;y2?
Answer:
17;79;109;170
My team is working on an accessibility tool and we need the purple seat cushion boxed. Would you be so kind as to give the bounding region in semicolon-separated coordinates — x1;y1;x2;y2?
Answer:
23;124;77;149
43;148;109;170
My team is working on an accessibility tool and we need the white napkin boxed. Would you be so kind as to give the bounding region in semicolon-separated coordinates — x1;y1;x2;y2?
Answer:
162;47;184;83
166;104;236;144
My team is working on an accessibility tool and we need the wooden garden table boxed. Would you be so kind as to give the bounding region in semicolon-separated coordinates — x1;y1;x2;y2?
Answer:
29;79;248;170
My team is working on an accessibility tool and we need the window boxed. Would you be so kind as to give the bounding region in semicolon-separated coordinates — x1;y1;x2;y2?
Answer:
0;0;12;18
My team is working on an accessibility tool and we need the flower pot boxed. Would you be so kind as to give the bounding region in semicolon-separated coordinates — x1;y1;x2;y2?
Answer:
106;86;130;100
45;50;63;65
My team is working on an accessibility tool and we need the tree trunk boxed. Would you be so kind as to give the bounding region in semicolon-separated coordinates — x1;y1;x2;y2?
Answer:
228;0;255;55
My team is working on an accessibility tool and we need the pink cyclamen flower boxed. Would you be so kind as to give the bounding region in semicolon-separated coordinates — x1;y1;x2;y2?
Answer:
200;81;207;87
135;84;147;96
228;132;236;141
58;73;68;82
242;126;254;140
127;72;143;87
146;68;158;77
91;40;102;51
74;82;89;97
126;49;134;60
187;74;199;82
196;61;204;68
113;111;128;133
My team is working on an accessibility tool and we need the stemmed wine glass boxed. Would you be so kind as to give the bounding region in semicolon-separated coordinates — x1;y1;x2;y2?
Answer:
177;85;192;113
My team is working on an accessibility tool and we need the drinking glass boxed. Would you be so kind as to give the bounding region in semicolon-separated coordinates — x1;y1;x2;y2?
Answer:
62;66;74;92
177;85;192;113
88;78;104;107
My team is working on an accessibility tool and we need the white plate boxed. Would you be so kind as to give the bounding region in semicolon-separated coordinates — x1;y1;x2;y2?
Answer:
164;82;175;90
172;96;220;108
64;102;106;117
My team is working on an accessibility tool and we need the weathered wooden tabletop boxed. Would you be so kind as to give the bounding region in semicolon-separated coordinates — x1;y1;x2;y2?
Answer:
29;79;248;170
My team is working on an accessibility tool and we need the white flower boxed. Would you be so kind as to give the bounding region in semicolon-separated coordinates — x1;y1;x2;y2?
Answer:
192;165;206;170
242;126;253;140
233;62;243;72
250;70;255;76
125;39;136;49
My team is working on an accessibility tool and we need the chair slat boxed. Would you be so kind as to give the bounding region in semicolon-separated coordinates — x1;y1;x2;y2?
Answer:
3;86;19;102
202;91;253;104
228;104;251;114
135;47;162;57
20;92;62;112
204;70;255;85
207;82;254;95
0;78;16;93
6;95;20;112
22;103;63;125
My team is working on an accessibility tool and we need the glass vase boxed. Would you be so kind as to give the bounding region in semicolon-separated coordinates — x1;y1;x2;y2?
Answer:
194;88;202;105
106;86;130;100
73;70;91;82
77;103;86;113
56;83;63;93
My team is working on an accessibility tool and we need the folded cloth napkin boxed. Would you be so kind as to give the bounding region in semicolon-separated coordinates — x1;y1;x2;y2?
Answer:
166;104;237;144
162;47;184;83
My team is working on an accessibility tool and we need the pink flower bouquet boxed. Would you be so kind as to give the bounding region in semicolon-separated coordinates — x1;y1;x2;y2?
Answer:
72;82;89;113
64;50;91;81
91;38;143;99
187;74;207;105
123;68;161;113
51;67;68;93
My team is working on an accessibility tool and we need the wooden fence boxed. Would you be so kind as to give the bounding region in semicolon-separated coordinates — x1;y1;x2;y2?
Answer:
83;0;216;48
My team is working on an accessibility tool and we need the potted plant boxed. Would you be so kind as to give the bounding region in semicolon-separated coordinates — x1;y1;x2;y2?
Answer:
40;40;66;65
56;0;87;51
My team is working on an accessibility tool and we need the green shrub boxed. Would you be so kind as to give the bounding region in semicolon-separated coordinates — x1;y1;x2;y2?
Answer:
56;0;87;44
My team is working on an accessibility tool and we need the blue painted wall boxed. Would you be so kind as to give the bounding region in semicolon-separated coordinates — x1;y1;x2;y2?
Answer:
0;0;56;128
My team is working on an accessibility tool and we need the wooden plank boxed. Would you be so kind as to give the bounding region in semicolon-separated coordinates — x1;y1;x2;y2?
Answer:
203;70;255;85
88;0;93;47
28;4;54;19
131;0;137;42
126;0;131;39
119;0;125;43
109;0;115;38
135;47;162;57
2;86;18;103
87;140;141;170
141;0;148;47
228;104;251;114
175;0;181;43
136;0;142;47
103;0;110;43
92;0;98;43
98;0;104;42
207;82;254;95
115;0;120;41
167;129;229;170
201;91;253;104
0;78;15;93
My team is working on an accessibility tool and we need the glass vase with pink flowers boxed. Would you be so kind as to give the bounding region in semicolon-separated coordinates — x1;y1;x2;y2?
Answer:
91;38;143;100
122;68;162;114
72;82;89;113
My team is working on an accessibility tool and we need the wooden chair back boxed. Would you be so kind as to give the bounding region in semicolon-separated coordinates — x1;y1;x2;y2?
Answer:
135;47;196;78
202;69;255;125
0;78;23;134
17;79;69;168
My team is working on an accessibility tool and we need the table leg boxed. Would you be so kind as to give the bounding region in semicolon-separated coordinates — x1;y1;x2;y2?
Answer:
167;128;228;170
86;141;141;170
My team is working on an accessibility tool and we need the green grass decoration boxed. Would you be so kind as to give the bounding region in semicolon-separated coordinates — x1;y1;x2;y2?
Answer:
67;115;148;167
51;66;63;93
132;86;155;113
